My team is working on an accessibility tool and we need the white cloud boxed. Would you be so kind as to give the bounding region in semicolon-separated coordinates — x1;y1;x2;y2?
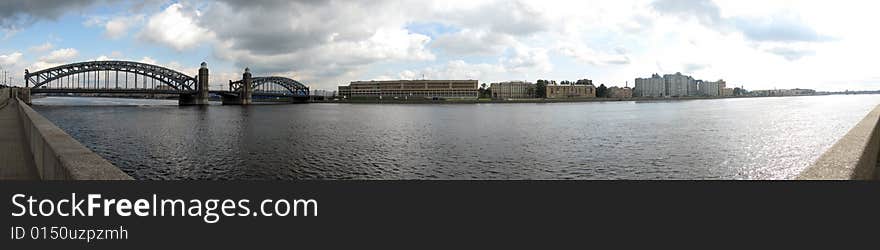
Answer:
397;60;507;83
431;29;515;56
29;48;79;70
0;51;23;66
392;47;553;85
651;0;832;43
556;43;630;66
503;46;552;74
139;3;210;51
93;51;124;61
425;0;553;37
39;48;78;63
27;42;53;53
201;1;436;89
134;0;622;89
104;15;143;39
138;56;157;65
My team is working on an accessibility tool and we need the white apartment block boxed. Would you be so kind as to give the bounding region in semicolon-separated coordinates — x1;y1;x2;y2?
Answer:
664;72;696;97
636;72;727;97
634;74;665;97
698;80;726;96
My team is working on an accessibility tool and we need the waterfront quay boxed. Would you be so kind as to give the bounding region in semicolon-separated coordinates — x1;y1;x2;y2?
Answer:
0;87;130;180
312;94;810;104
0;88;37;180
799;104;880;180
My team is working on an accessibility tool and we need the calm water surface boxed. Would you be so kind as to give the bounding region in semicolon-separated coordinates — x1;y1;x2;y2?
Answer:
32;95;880;180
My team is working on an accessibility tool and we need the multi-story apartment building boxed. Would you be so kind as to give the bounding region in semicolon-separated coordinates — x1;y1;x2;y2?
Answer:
637;72;728;98
634;74;665;97
490;81;536;99
664;72;696;97
698;79;726;96
338;80;478;99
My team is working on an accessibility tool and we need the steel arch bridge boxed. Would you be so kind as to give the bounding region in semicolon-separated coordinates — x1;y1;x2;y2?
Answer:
25;60;198;92
229;76;309;97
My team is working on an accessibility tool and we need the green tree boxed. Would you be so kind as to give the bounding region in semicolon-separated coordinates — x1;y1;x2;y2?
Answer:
535;79;547;98
479;83;490;98
596;84;608;98
576;79;592;85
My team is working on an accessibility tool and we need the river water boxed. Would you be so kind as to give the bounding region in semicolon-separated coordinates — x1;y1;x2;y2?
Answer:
32;95;880;180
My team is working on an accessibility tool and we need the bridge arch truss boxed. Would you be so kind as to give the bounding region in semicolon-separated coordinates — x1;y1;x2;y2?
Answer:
230;76;309;96
25;60;198;91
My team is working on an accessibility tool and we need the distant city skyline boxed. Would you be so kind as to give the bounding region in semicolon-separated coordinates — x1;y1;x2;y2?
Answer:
1;0;879;91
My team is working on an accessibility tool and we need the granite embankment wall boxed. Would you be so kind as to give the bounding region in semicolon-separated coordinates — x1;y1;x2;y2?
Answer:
798;105;880;180
12;88;132;180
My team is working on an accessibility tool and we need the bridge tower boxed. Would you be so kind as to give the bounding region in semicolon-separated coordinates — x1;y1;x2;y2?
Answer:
21;70;31;104
198;62;210;103
179;62;210;106
240;67;253;105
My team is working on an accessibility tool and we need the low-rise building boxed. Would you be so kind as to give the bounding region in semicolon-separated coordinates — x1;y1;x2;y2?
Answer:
721;88;734;97
750;88;816;97
546;84;596;99
490;81;535;99
338;80;478;100
607;86;633;99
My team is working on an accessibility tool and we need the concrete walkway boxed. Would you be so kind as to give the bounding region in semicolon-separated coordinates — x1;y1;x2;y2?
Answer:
0;96;38;180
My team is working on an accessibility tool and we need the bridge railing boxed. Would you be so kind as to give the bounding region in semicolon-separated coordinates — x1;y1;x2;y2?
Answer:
798;104;880;180
15;94;132;180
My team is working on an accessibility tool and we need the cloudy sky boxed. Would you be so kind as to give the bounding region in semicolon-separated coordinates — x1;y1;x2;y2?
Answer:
1;0;878;91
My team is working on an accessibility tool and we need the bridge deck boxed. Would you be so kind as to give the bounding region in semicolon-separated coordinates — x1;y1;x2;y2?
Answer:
0;98;38;180
31;88;193;95
31;88;304;98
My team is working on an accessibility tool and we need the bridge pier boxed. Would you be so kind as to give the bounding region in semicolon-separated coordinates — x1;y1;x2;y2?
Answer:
240;68;253;105
220;68;254;105
220;95;248;105
291;96;310;103
179;62;210;106
179;93;207;106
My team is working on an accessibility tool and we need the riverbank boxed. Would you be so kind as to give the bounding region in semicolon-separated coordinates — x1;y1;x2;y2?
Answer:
311;94;811;104
32;92;845;105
